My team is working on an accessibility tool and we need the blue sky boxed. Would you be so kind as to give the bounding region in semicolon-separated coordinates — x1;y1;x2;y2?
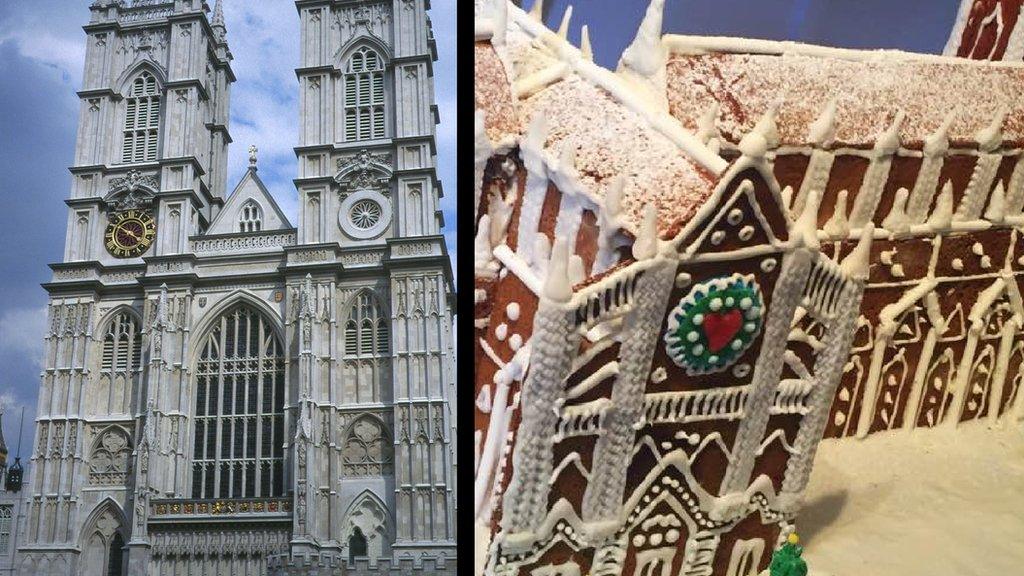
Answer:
0;0;456;452
0;0;964;453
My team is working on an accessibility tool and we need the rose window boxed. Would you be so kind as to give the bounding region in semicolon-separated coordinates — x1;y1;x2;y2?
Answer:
350;200;382;230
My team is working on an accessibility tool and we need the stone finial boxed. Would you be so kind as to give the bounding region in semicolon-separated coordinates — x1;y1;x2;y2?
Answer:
249;144;258;169
212;0;226;38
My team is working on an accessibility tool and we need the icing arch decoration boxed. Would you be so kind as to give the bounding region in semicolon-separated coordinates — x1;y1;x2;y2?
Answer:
664;274;765;375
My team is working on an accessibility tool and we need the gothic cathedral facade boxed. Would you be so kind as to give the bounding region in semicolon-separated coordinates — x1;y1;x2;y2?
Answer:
14;1;456;574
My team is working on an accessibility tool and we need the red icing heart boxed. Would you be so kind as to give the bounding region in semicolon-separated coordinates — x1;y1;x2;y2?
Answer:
703;309;743;353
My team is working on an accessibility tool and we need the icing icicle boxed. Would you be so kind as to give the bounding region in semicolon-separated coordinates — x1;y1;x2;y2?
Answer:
924;111;955;157
618;0;667;79
523;112;548;176
985;181;1006;223
881;188;910;235
580;25;593;61
529;0;545;21
545;238;573;302
840;223;875;281
823;189;850;238
475;215;499;279
975;107;1007;153
556;5;573;40
738;103;780;158
875;110;904;156
632;203;660;260
781;185;794;213
927;181;955;231
808;98;837;147
795;189;821;251
696;103;720;145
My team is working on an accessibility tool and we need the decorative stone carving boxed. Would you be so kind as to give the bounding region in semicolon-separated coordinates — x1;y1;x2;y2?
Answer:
335;150;393;196
342;415;394;476
105;170;159;213
88;426;133;485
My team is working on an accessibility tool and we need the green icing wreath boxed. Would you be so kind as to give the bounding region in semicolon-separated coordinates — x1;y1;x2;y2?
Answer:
664;273;765;376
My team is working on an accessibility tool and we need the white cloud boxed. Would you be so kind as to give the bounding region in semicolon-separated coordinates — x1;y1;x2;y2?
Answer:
0;306;47;369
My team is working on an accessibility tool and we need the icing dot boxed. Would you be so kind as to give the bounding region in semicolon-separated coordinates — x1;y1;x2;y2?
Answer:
740;297;753;310
660;443;672;451
692;314;704;326
731;340;743;351
632;534;645;547
667;529;680;543
651;367;668;383
952;258;964;271
972;242;985;256
733;364;751;378
506;303;521;322
687;331;700;343
650;533;663;546
495;324;508;341
746;307;762;320
761;258;778;273
744;323;757;333
738;225;755;241
725;297;735;307
692;344;705;356
676;273;692;288
727;208;744;225
709;298;723;311
509;334;523;351
708;355;719;364
711;230;726;245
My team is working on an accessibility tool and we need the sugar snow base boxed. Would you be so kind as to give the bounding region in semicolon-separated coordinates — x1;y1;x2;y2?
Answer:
798;420;1024;576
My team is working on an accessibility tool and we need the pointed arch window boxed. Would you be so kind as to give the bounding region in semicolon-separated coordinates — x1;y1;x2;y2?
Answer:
192;304;285;499
101;313;142;374
343;291;390;404
0;505;11;554
122;71;161;164
239;200;263;233
343;47;386;142
345;291;389;358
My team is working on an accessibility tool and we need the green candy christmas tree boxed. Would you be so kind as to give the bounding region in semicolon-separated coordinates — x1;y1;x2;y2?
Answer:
770;533;808;576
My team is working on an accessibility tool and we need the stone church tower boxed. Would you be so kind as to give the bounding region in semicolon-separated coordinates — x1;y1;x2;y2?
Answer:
13;0;455;574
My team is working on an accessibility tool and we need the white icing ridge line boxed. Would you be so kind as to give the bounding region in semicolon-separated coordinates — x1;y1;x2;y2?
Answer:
755;428;801;457
505;2;729;175
565;361;619;400
493;244;543;296
550;452;591;485
665;33;1024;69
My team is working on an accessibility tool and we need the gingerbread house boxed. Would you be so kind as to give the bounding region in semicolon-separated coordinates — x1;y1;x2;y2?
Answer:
474;1;1024;575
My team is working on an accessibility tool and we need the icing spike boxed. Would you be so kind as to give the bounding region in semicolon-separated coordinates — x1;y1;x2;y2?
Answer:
632;203;660;260
619;0;667;78
780;185;794;212
754;102;781;149
544;238;573;302
823;189;850;238
924;110;956;156
580;25;593;61
556;5;573;40
976;106;1007;152
606;176;625;217
808;98;837;147
475;215;496;276
525;112;548;151
841;223;875;281
881;187;910;234
795;189;821;251
875;109;904;155
568;255;586;287
985;181;1006;223
529;0;545;21
696;103;720;144
534;233;552;265
927;181;955;231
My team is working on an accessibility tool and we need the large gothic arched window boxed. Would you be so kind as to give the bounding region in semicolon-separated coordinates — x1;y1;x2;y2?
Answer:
192;304;285;499
342;291;390;404
343;47;386;142
95;312;142;416
122;71;161;164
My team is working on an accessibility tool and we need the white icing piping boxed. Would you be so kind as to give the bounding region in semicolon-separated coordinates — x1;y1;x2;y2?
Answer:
507;3;729;174
665;33;1024;69
493;244;543;296
565;361;619;400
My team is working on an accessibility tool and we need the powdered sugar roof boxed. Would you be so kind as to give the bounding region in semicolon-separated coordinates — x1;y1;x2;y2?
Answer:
664;36;1024;149
475;41;520;145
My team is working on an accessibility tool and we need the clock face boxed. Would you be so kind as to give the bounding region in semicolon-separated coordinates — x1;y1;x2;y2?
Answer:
105;209;157;259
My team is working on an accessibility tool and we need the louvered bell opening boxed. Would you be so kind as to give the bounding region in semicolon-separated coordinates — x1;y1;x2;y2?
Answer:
372;108;385;139
376;320;389;355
